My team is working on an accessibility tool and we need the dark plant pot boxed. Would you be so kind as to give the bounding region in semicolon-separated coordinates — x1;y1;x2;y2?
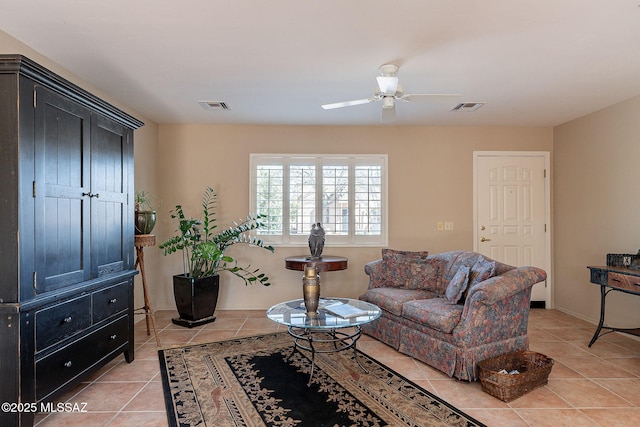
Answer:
172;274;219;327
135;210;157;234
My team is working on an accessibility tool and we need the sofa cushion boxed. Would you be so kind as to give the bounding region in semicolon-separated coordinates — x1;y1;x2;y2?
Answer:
445;266;470;304
405;257;447;293
359;288;436;316
382;248;429;288
402;298;463;334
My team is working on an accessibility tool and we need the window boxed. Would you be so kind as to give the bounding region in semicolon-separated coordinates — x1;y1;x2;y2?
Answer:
251;154;387;246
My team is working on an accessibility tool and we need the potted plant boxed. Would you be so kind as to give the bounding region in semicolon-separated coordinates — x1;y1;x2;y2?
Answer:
159;187;275;327
134;190;157;235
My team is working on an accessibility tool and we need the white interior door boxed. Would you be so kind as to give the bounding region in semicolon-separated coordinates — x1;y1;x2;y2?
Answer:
473;152;551;307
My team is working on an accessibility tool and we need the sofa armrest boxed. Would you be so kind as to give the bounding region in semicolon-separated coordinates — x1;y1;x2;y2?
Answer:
364;259;386;289
468;267;546;306
453;267;546;347
460;266;546;321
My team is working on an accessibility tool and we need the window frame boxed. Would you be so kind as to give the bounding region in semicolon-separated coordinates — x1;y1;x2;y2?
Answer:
250;153;388;247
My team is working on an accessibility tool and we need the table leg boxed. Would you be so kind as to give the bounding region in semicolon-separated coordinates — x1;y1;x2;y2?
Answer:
306;332;316;387
135;245;161;347
286;326;369;387
589;285;608;347
351;326;368;373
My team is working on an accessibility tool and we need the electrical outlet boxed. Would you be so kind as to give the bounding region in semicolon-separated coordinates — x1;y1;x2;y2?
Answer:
437;222;444;231
444;222;454;231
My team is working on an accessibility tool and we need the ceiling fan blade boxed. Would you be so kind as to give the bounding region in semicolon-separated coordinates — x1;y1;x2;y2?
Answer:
376;76;399;95
321;97;377;110
380;104;396;122
399;93;462;103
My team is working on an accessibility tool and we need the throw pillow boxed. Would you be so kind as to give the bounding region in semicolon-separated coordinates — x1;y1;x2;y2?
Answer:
445;266;470;304
468;257;496;288
382;249;429;288
405;257;447;293
459;257;497;304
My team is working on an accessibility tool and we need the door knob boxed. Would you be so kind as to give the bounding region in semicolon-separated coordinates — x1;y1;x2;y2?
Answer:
480;237;491;242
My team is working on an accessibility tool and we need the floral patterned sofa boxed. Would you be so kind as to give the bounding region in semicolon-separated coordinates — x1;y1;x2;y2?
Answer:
359;249;547;381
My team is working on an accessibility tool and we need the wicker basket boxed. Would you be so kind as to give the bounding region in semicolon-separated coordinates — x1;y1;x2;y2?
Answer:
478;351;553;402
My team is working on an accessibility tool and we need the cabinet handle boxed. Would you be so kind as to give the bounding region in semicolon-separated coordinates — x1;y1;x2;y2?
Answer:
64;361;73;368
110;334;117;340
63;316;73;323
109;298;117;304
81;192;100;198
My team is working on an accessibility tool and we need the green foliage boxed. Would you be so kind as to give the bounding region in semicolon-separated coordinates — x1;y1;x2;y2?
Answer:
159;187;275;285
135;190;157;211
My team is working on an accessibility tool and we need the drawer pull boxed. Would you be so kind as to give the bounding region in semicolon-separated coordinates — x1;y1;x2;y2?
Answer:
64;361;73;368
109;334;117;340
612;278;621;282
63;316;73;323
109;298;117;304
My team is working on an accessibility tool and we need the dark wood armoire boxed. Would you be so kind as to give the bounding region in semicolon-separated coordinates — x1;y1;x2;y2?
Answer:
0;55;143;426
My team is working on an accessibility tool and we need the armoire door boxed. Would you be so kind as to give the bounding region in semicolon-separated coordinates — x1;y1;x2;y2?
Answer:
34;87;91;293
90;113;133;277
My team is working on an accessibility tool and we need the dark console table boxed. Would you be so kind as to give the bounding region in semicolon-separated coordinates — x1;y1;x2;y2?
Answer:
587;266;640;347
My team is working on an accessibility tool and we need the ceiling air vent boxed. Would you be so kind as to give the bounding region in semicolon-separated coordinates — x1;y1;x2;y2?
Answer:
198;101;231;111
450;102;486;112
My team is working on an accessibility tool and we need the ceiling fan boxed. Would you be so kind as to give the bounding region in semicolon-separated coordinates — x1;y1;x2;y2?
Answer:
321;64;461;122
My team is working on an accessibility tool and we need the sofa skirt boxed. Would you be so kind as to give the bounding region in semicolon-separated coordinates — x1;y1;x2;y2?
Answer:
398;327;529;381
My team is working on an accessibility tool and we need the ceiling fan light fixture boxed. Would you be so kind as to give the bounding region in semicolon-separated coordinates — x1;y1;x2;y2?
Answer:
378;63;399;76
376;76;399;95
382;96;395;109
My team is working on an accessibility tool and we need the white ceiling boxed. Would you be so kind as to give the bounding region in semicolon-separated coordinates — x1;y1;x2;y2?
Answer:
2;0;640;127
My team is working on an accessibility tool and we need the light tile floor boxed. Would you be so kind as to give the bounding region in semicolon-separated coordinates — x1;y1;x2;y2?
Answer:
34;309;640;426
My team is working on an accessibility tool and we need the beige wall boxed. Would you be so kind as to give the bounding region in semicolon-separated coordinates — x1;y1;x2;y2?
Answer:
0;29;161;313
5;24;640;326
155;124;553;309
554;95;640;326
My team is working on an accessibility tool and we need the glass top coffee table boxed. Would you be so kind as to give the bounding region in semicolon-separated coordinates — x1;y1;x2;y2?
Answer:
267;298;381;386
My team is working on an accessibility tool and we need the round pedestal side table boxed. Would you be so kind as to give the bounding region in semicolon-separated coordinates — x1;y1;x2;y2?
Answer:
134;234;161;346
284;255;348;273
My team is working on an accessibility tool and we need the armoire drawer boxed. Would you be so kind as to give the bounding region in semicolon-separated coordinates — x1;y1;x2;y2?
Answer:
35;294;92;351
93;281;129;323
35;314;129;401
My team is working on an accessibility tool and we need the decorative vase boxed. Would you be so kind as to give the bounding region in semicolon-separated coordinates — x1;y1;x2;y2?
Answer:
135;210;157;234
302;263;320;316
172;274;219;327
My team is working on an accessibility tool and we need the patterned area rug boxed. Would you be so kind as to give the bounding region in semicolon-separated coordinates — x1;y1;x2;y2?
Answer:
158;332;486;427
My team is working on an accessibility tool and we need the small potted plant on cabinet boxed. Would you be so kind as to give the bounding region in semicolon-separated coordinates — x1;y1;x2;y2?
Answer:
134;190;157;235
159;187;275;327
